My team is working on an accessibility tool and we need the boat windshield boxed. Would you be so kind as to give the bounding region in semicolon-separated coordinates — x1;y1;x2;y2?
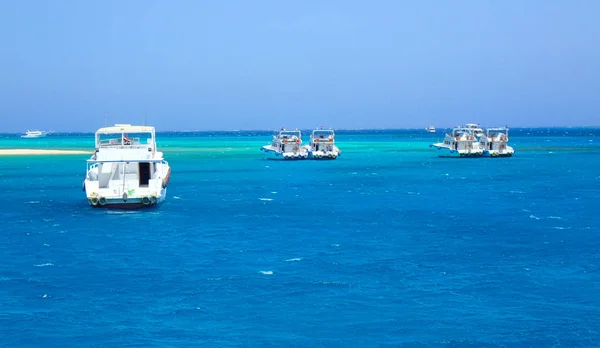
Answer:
97;132;154;147
312;130;334;139
486;128;508;139
278;131;301;139
451;128;473;136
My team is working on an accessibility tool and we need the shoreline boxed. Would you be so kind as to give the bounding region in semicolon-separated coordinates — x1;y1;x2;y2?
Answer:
0;149;91;156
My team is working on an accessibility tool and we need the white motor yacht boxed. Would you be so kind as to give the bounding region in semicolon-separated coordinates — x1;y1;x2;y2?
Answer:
304;128;342;160
480;127;515;157
260;128;308;160
82;124;171;208
430;127;484;157
21;130;47;138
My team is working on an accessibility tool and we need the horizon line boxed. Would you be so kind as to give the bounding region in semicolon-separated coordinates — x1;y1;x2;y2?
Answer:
2;125;600;134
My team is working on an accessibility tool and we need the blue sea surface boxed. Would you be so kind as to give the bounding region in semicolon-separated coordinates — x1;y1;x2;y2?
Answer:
1;128;599;347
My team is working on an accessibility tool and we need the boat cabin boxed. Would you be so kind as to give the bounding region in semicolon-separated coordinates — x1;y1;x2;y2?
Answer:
310;129;335;152
271;129;302;151
481;127;510;151
441;127;479;150
86;124;164;191
311;129;335;142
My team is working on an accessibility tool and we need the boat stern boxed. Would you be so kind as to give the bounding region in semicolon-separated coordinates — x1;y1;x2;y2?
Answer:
85;186;167;209
308;147;341;160
485;145;515;157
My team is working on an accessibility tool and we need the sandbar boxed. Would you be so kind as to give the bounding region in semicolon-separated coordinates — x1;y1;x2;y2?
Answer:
0;149;91;156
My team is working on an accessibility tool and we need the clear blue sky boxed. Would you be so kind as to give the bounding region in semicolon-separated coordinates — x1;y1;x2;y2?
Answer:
0;0;598;132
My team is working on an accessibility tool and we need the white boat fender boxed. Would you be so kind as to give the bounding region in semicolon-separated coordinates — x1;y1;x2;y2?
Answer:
90;197;99;206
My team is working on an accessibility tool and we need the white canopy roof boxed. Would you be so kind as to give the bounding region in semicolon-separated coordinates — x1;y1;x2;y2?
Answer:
96;124;155;134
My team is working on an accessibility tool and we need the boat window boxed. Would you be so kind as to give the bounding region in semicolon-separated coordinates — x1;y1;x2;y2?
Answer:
97;134;122;146
97;132;153;146
313;130;334;138
280;131;301;139
121;132;153;146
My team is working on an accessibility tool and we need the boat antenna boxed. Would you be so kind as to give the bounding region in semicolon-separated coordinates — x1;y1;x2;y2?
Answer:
104;114;107;127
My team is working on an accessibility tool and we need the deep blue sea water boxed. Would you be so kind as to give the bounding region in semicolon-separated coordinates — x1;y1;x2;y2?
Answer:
1;128;599;347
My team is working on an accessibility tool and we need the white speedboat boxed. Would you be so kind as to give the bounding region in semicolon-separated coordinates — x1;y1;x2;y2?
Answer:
304;128;342;160
425;125;436;133
465;123;485;138
480;127;514;157
82;124;171;209
21;130;47;138
260;128;308;160
430;127;484;157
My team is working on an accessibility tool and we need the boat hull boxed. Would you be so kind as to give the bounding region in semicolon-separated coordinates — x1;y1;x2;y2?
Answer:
304;144;341;160
86;188;167;209
483;150;514;157
307;150;341;160
430;144;483;158
261;146;308;160
437;151;483;158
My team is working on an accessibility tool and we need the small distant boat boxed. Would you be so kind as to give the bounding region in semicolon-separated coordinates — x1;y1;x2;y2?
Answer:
304;128;342;160
480;127;514;157
82;124;171;208
465;123;485;138
21;130;47;138
425;125;436;133
430;126;484;157
260;128;308;160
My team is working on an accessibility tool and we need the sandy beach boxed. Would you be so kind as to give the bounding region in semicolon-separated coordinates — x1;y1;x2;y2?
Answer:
0;149;91;156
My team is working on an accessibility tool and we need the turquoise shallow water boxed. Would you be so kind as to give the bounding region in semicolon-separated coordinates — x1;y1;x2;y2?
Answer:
1;128;599;347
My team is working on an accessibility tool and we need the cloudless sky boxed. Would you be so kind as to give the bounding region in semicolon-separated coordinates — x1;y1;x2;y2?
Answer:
0;0;599;132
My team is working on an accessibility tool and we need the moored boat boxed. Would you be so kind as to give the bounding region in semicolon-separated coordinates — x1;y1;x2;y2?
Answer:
304;128;342;160
21;130;47;138
430;126;484;157
82;124;171;208
480;127;514;157
260;128;308;160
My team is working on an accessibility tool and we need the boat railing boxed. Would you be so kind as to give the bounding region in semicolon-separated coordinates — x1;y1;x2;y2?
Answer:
98;137;144;147
455;135;478;141
98;138;121;146
278;138;301;144
448;134;477;142
312;137;334;143
483;134;508;142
